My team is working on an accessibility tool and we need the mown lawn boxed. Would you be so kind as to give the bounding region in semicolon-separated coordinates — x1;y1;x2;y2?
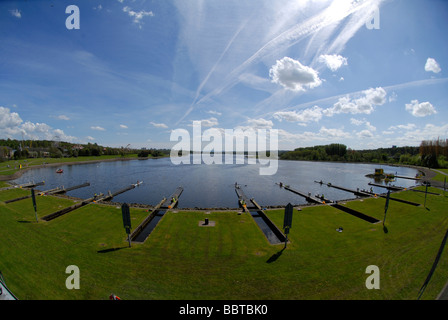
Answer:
0;185;447;300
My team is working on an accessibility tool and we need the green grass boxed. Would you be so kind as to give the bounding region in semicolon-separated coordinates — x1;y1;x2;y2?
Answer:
431;169;448;182
0;184;447;300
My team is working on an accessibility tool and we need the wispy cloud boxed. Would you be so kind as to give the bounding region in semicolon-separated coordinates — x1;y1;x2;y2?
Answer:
123;6;154;29
150;122;168;129
9;9;21;18
91;126;106;131
175;0;385;124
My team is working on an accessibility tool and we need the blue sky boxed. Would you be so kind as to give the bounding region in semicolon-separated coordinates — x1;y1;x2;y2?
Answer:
1;0;447;150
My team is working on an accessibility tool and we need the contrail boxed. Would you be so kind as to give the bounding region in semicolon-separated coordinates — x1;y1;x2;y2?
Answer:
175;19;249;126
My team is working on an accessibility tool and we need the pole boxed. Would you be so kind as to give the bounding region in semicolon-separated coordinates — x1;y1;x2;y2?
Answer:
31;188;38;223
383;189;390;232
444;177;446;196
424;183;428;208
121;203;131;248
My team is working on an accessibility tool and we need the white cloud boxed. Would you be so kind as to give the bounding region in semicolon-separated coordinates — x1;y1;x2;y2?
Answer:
319;126;350;139
358;129;374;138
199;117;219;127
318;54;348;72
246;118;273;129
123;6;154;28
350;118;376;131
269;57;322;92
405;100;437;117
188;118;219;128
9;9;21;18
91;126;106;131
150;122;168;129
206;110;222;116
119;124;128;129
57;115;70;120
390;123;448;146
0;106;22;131
0;107;76;141
425;57;441;74
273;106;323;124
324;87;387;116
389;123;417;131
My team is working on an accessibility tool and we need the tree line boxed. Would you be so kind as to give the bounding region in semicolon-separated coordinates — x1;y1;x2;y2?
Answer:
280;140;447;168
0;139;169;161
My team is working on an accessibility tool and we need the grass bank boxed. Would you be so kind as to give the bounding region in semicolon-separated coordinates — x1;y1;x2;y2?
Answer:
0;184;447;300
0;155;140;180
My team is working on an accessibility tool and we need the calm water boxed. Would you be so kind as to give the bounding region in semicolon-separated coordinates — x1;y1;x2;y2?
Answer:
11;157;421;208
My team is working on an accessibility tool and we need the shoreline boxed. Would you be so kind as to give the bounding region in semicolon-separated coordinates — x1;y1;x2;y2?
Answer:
0;156;162;181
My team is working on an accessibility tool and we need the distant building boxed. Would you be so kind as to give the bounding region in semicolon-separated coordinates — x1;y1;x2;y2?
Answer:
0;146;14;160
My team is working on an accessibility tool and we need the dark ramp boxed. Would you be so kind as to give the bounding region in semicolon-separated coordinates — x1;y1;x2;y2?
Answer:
131;187;184;243
132;210;166;243
235;184;286;245
249;211;284;245
331;203;380;224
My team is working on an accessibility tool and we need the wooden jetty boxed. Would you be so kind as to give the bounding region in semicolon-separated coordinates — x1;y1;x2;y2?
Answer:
41;193;104;221
97;181;143;202
160;187;184;209
367;182;403;191
131;186;184;243
4;182;90;204
0;181;45;191
281;182;380;223
279;182;329;204
235;184;286;244
316;181;372;197
368;182;440;196
51;182;90;195
235;183;254;212
130;197;166;242
395;175;421;181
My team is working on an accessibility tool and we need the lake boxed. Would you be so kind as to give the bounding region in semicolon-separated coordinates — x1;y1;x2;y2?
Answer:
11;157;421;208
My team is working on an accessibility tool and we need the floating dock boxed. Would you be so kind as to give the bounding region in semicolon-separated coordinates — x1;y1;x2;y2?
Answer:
0;181;45;191
368;182;403;191
368;182;440;195
97;181;143;202
235;184;286;245
160;186;184;209
279;182;330;204
41;193;104;221
280;182;379;224
4;182;90;204
315;181;371;197
131;187;184;243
